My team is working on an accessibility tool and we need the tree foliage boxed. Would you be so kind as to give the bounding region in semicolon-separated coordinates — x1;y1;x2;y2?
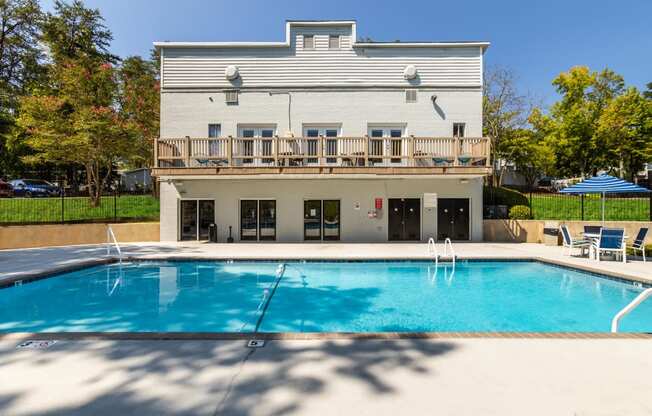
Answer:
18;58;132;205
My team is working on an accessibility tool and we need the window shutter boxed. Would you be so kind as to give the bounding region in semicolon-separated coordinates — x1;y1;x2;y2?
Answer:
405;89;417;103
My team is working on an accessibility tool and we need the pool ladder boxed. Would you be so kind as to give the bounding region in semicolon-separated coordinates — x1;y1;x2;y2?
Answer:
611;287;652;333
106;226;123;264
427;237;456;267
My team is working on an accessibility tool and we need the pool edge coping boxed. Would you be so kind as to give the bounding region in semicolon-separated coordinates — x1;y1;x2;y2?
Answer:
1;331;651;341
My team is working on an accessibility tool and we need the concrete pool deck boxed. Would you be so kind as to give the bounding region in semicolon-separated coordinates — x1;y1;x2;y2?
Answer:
1;241;650;285
1;242;652;415
1;337;651;415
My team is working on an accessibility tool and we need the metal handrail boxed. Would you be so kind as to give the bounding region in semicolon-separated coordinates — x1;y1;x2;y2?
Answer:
443;238;456;266
427;237;438;266
106;226;123;264
611;288;652;333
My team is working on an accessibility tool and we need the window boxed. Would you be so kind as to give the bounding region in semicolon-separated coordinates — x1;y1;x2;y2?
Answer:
303;35;314;49
405;89;417;103
453;123;466;138
329;35;340;49
237;125;276;165
240;200;276;241
302;125;340;164
368;126;406;165
179;200;214;241
208;124;221;138
304;200;340;241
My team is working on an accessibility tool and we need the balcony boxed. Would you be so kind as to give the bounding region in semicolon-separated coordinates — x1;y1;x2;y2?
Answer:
152;136;492;176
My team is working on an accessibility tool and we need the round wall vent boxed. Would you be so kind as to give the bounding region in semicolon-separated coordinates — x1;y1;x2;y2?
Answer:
225;65;240;81
403;65;418;80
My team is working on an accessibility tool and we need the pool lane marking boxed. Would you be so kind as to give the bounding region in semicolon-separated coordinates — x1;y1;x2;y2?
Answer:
253;263;286;332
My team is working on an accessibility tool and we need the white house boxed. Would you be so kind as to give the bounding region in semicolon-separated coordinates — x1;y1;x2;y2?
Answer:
153;20;491;242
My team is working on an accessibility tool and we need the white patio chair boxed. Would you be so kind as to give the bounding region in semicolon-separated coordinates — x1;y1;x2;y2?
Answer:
560;225;590;257
627;227;648;262
593;228;626;263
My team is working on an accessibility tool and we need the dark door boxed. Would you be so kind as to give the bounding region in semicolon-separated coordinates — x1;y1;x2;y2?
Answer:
240;200;258;241
304;200;321;240
198;200;215;240
259;200;276;241
180;200;198;241
388;198;421;241
437;198;469;240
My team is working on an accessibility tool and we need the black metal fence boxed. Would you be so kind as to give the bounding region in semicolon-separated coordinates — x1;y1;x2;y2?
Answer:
484;186;652;221
0;191;160;225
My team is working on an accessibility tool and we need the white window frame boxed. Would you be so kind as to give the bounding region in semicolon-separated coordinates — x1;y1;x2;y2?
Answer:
302;124;341;166
236;124;277;167
329;35;340;49
178;198;215;241
453;122;466;138
303;34;314;49
367;124;407;166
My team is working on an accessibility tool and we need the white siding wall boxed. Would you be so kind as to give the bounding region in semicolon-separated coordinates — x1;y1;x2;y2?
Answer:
159;177;484;242
160;89;482;138
161;25;482;88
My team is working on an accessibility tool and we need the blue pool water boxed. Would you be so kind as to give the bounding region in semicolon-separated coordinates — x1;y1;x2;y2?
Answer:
1;261;650;333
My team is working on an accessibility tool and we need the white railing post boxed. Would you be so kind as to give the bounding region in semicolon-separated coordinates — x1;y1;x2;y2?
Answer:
611;288;652;333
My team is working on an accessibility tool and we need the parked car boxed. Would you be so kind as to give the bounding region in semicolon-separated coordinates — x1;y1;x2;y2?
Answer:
0;180;13;197
9;179;60;197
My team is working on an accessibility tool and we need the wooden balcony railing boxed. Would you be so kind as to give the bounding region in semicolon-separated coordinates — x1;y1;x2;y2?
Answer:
155;136;491;171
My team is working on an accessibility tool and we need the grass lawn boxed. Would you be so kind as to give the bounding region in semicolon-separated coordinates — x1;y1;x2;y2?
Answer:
530;193;651;221
0;195;159;224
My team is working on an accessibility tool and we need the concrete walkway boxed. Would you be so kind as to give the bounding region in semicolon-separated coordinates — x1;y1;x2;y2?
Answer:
1;337;651;415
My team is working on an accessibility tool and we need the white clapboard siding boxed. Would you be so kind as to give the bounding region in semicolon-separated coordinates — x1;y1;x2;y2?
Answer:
161;25;482;89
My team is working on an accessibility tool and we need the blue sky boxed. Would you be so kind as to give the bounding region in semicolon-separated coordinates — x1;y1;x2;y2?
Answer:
43;0;651;106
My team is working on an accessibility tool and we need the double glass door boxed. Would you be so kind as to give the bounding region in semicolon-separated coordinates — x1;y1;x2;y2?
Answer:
240;200;276;241
369;127;404;165
304;200;340;240
180;200;215;241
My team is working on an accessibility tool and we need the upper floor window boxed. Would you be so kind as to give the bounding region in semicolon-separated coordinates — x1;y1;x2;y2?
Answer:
303;35;314;49
329;35;340;49
208;124;221;138
453;123;466;138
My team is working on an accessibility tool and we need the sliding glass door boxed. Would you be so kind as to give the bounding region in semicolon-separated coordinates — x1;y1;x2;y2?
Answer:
240;199;276;241
304;200;340;241
180;199;215;241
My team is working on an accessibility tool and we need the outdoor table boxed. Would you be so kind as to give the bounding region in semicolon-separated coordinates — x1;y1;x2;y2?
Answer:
582;231;628;260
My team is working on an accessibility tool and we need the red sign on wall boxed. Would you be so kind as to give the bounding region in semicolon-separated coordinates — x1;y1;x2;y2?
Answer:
375;198;383;209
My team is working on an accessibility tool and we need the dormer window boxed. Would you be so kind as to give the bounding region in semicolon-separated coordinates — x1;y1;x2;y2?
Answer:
303;35;314;49
329;35;340;49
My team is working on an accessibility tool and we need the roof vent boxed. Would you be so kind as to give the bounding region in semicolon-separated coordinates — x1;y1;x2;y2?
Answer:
225;90;238;104
405;89;417;103
403;65;418;80
225;65;239;80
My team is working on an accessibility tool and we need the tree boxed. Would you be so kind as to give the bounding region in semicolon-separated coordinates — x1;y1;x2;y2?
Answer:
483;66;532;186
530;66;625;178
118;55;159;168
597;87;652;181
17;58;132;205
0;0;44;178
644;82;652;100
500;129;555;190
41;0;117;64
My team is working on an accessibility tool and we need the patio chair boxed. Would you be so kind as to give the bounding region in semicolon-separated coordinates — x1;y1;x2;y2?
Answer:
593;228;626;263
560;225;590;257
583;225;602;235
627;227;648;262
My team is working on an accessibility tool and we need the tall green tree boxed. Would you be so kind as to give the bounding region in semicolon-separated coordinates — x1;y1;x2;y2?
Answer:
597;87;652;181
530;66;625;177
41;0;117;64
644;82;652;100
0;0;44;177
18;58;132;205
118;55;159;168
483;66;532;186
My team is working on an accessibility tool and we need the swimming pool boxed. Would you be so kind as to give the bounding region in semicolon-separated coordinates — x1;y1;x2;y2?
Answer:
1;260;650;333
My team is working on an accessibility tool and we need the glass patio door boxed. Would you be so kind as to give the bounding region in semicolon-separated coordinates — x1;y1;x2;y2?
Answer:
240;199;276;241
369;127;405;166
180;200;215;241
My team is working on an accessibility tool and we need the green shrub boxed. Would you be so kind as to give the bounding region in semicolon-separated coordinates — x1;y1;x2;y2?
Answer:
483;186;529;208
509;205;532;220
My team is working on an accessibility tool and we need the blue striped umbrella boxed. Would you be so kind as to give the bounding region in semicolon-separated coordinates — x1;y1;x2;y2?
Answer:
560;174;650;222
